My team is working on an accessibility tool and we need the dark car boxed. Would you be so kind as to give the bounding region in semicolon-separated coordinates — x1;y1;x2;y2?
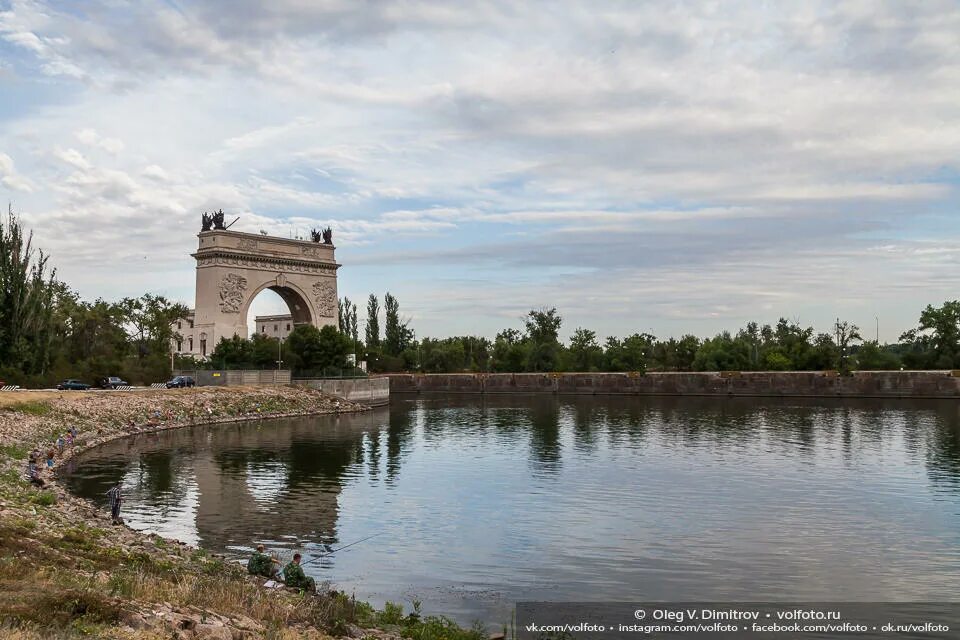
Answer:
57;379;90;391
97;376;129;389
166;375;196;388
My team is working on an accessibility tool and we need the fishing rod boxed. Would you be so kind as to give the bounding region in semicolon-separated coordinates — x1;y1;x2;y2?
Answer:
300;533;384;567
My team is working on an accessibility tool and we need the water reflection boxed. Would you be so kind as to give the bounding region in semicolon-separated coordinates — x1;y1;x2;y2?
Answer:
62;395;960;625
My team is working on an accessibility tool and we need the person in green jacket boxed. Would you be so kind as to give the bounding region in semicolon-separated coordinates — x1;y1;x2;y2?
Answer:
247;544;278;578
282;553;316;592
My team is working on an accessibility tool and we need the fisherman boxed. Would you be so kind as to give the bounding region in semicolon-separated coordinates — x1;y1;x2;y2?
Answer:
105;484;123;523
282;553;316;593
247;544;278;578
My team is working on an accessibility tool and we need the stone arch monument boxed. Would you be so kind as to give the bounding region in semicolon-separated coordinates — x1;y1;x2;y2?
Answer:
191;225;339;353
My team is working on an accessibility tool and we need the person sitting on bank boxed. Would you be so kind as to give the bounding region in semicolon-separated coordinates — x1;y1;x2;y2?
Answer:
282;553;316;593
247;544;278;577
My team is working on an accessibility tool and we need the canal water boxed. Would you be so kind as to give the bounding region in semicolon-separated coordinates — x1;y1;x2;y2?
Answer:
61;395;960;626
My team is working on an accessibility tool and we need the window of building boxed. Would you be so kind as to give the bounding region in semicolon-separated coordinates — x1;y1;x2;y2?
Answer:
201;339;206;356
188;320;194;328
177;341;182;352
262;326;266;333
177;321;182;330
286;323;291;331
189;337;193;351
274;324;278;332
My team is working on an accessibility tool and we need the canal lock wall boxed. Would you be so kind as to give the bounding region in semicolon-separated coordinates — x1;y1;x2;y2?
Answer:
295;376;391;406
385;371;960;399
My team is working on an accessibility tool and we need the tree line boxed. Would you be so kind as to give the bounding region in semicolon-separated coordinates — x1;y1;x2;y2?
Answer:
350;299;960;374
204;292;960;376
0;209;188;386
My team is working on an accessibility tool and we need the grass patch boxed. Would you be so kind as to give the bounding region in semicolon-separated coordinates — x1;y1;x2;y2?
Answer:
27;490;57;507
0;443;28;461
8;587;122;627
7;401;53;417
0;466;25;488
58;526;105;552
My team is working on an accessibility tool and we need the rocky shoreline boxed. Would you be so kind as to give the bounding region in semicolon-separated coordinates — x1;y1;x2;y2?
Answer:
0;386;475;640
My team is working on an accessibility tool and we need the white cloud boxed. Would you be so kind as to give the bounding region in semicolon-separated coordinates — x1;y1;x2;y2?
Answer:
75;128;125;153
0;152;34;192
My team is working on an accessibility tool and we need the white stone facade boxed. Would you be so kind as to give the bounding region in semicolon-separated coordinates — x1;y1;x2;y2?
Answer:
170;229;339;359
255;314;294;340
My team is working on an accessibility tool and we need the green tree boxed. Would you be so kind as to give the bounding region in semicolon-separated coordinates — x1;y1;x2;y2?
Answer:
420;337;467;373
285;324;323;370
897;328;934;369
338;296;359;341
674;334;700;370
365;294;380;349
854;340;901;370
692;332;751;371
383;292;413;357
492;329;528;372
0;206;58;377
604;334;650;372
917;301;960;368
119;294;189;362
208;335;253;369
284;324;352;373
525;307;562;372
809;333;840;371
314;325;353;371
568;327;602;371
833;319;861;372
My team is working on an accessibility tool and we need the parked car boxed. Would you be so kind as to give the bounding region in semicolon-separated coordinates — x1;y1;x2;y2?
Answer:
57;379;90;391
166;375;196;388
97;376;129;389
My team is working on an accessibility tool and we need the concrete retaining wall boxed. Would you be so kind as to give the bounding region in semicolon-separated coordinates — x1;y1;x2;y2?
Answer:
174;370;292;387
386;371;960;399
295;377;390;406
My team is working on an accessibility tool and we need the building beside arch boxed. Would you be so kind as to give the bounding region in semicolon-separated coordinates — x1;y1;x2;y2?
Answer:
172;228;339;358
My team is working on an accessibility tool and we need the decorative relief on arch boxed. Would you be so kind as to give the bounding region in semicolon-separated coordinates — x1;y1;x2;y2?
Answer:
312;279;337;317
196;254;337;273
219;273;248;314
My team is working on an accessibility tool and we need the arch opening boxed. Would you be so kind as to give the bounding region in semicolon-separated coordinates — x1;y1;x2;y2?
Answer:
245;285;313;341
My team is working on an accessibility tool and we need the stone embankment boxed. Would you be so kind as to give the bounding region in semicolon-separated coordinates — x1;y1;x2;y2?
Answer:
0;387;414;639
386;370;960;399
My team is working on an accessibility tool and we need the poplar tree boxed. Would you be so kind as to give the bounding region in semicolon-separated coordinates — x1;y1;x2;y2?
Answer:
365;294;380;349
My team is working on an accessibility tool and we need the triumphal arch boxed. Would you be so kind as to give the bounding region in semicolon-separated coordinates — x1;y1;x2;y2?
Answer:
190;212;339;353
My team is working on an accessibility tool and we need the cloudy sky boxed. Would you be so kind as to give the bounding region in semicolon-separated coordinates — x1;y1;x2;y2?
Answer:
0;1;958;341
